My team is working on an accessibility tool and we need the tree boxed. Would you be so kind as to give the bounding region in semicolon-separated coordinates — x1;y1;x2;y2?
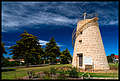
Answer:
1;42;8;67
111;54;116;63
60;48;72;64
30;46;44;64
9;31;43;66
107;56;113;63
1;42;7;56
45;37;61;64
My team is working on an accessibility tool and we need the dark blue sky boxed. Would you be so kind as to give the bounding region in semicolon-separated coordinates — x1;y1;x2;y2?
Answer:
2;1;119;58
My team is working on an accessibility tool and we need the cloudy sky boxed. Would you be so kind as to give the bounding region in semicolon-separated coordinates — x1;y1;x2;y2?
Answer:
2;1;119;58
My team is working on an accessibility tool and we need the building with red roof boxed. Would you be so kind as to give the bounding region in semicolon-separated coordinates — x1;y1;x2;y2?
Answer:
8;59;15;62
114;55;119;59
8;59;25;63
110;54;119;63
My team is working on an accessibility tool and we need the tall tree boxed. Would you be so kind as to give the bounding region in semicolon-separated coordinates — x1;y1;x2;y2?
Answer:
45;37;61;64
1;42;8;67
1;42;7;56
9;31;43;66
107;56;113;63
60;48;72;64
111;54;116;63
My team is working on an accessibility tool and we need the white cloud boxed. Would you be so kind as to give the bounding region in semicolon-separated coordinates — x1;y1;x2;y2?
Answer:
4;45;11;48
57;43;64;47
2;2;118;32
108;21;118;25
39;40;49;46
39;39;64;47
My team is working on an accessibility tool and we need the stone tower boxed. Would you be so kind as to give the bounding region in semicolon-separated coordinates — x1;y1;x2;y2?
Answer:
72;13;109;70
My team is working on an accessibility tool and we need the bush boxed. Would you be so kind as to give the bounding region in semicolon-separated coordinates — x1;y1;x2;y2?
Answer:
1;58;9;67
8;61;15;66
81;72;90;79
50;67;56;75
107;56;113;63
27;70;35;79
57;70;66;80
20;62;26;66
69;67;79;78
109;63;118;70
8;61;20;66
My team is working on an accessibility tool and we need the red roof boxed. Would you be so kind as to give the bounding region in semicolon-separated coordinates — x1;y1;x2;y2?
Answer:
8;59;24;62
8;59;15;62
114;55;119;59
56;59;60;61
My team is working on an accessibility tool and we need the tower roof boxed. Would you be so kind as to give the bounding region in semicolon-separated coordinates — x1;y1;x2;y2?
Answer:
77;17;98;30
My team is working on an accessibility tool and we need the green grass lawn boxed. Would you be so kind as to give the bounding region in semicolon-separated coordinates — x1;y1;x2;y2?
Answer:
89;73;118;78
2;63;118;80
109;63;119;70
90;63;118;78
2;64;71;79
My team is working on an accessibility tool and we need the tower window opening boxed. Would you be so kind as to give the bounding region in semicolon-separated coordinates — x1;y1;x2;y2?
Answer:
79;40;82;43
77;53;83;67
80;31;82;34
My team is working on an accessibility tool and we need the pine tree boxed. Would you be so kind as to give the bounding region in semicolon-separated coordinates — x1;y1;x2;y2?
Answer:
45;37;61;64
1;42;7;56
1;42;8;67
60;48;72;64
9;31;44;66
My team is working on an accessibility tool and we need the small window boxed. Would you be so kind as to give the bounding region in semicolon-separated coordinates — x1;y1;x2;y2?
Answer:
80;31;82;34
79;40;82;43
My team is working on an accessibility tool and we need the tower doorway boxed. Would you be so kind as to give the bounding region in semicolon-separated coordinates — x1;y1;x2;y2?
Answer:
77;53;83;67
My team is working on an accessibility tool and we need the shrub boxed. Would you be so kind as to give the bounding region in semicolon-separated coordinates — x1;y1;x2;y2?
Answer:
50;67;56;75
1;58;9;67
43;70;51;80
27;70;35;79
44;70;50;75
81;72;90;79
57;70;66;80
69;67;79;78
20;62;25;66
43;75;51;80
8;61;20;66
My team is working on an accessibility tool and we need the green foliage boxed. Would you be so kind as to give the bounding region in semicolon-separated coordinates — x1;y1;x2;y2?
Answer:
2;64;118;80
1;42;7;55
81;72;91;79
107;56;113;63
7;61;20;67
7;31;72;66
68;67;79;78
1;42;7;66
43;75;51;80
1;57;9;67
50;67;56;75
9;31;44;66
1;58;21;67
45;37;61;64
109;63;118;70
57;70;66;80
60;48;72;64
20;62;26;66
27;70;35;79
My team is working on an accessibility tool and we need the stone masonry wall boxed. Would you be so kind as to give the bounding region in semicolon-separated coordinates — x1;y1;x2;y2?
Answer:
72;17;109;70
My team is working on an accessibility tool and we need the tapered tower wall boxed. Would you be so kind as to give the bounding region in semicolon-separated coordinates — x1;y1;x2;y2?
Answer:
72;17;109;70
